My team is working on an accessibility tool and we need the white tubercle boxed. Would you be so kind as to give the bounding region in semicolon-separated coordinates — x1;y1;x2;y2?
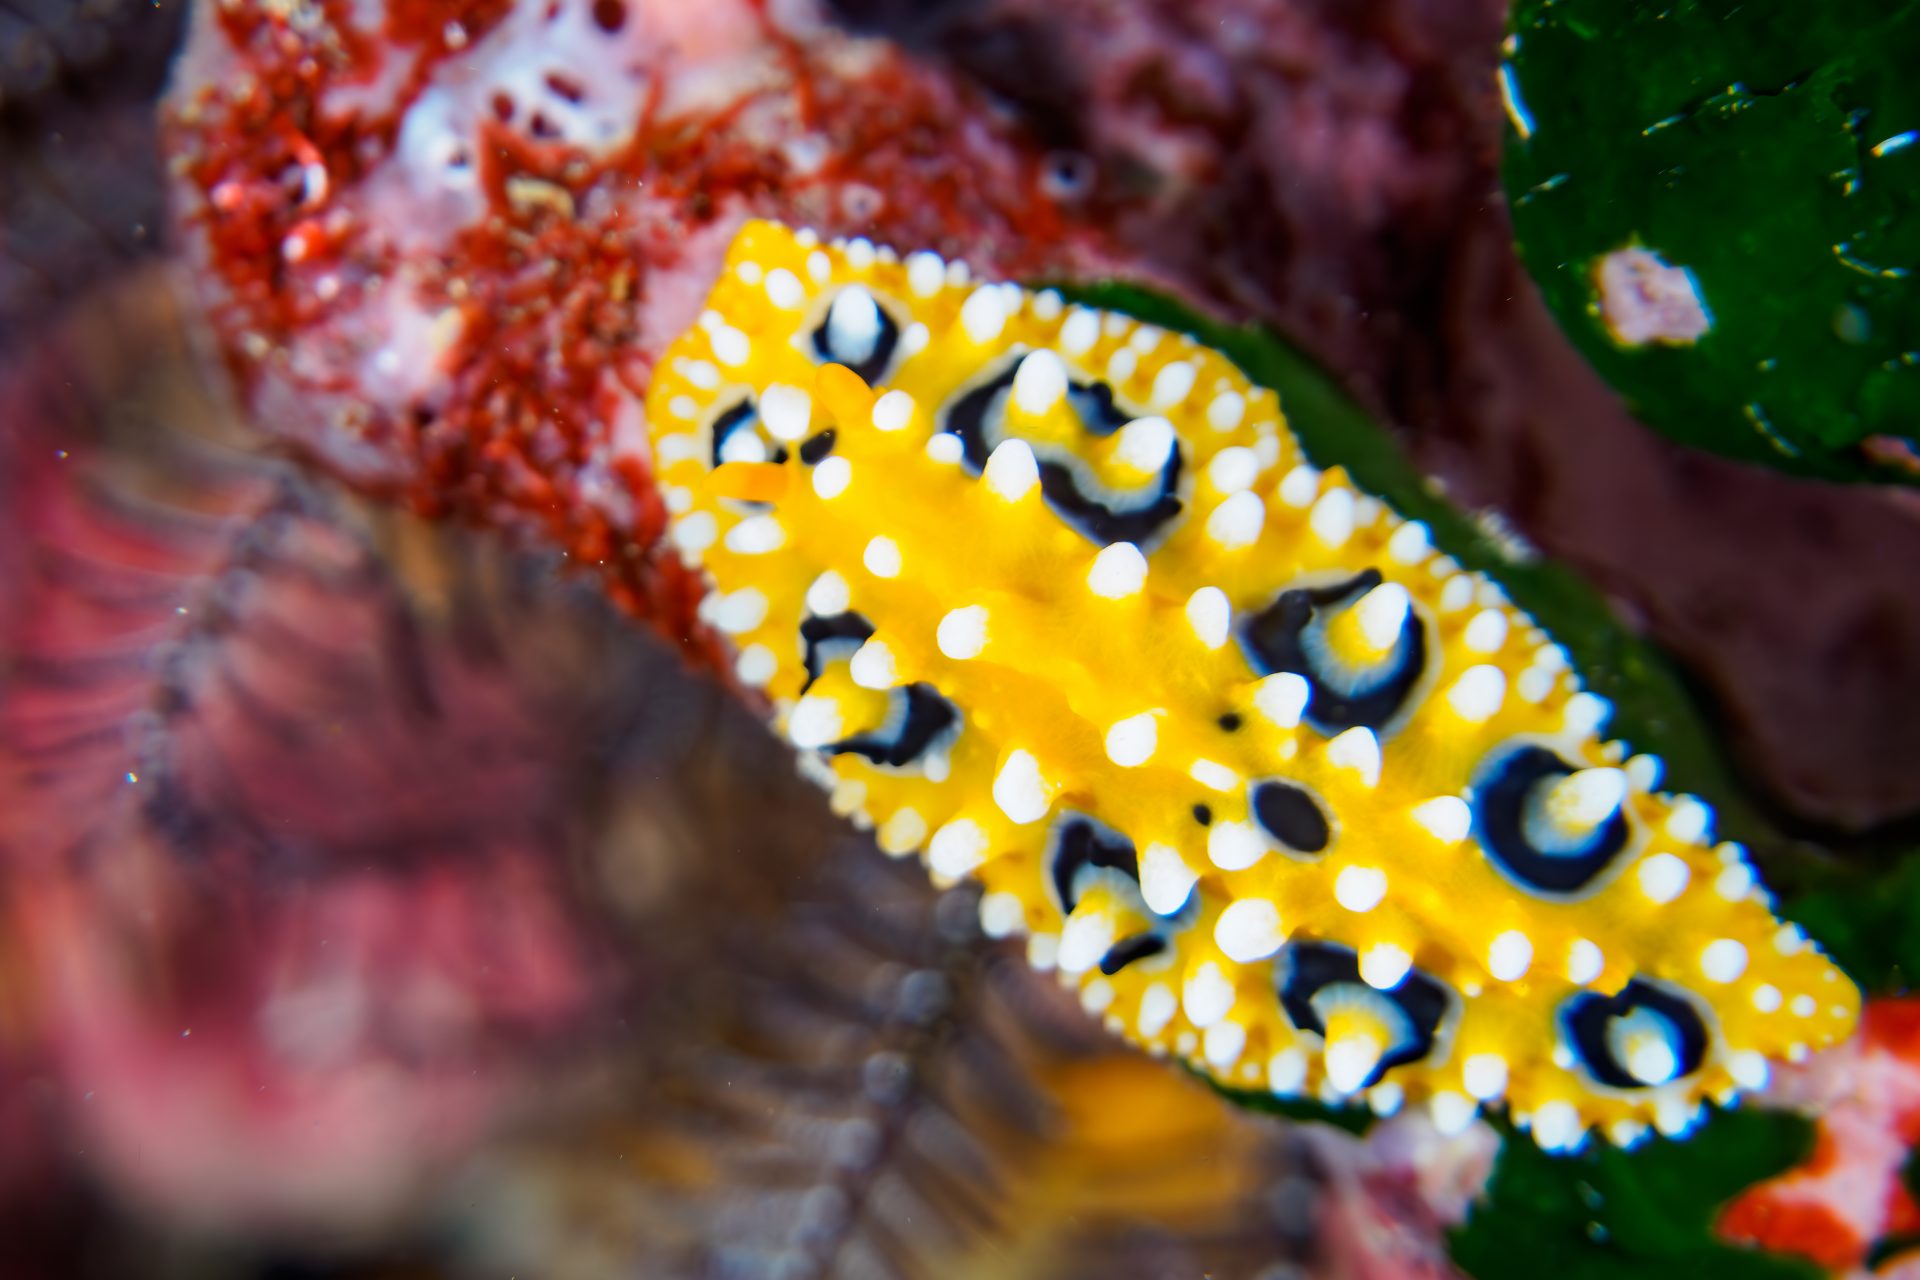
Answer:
1360;943;1413;990
1186;586;1232;649
984;438;1040;500
959;284;1009;343
1567;938;1605;985
1254;672;1311;728
1324;1033;1383;1095
1325;726;1382;787
1208;492;1266;549
825;284;884;365
905;251;945;298
711;587;768;634
1268;1047;1309;1094
811;455;852;500
1701;938;1748;983
1278;465;1320;508
1464;609;1509;654
1612;1008;1680;1086
1088;542;1149;598
1207;390;1245;432
1447;665;1507;723
1488;931;1533;981
1117;416;1176;471
1351;582;1411;651
759;383;813;441
1183;962;1236;1028
1204;1021;1247;1069
1151;360;1196;408
1140;843;1199;915
1637;852;1690;904
863;535;902;578
1105;713;1159;767
1057;909;1117;976
1190;759;1240;791
786;695;843;749
764;266;805;310
937;606;989;660
1214;898;1287;962
710;323;751;367
1463;1053;1508;1101
806;570;850;616
725;515;786;555
928;819;988;878
1387;520;1431;564
1334;865;1388;913
1309;488;1355;547
1208;446;1260;493
1012;348;1068;416
1059;308;1099;356
1410;796;1471;844
1138;983;1178;1037
1208;821;1266;872
1542;767;1629;836
1531;1101;1585;1153
848;640;898;690
992;749;1054;825
871;388;915;432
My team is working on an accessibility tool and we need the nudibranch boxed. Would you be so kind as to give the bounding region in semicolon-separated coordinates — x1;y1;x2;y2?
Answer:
642;220;1859;1151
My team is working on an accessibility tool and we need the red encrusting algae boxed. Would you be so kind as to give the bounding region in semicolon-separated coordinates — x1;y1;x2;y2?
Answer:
1719;999;1920;1277
162;0;1129;668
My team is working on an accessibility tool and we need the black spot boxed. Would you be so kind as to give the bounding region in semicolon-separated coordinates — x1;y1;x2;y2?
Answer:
1251;781;1331;854
1561;979;1709;1090
799;611;873;689
1191;803;1213;827
1049;815;1139;913
831;684;958;769
944;360;1185;545
798;429;837;465
1099;934;1167;975
810;291;901;384
1217;712;1243;732
1238;569;1429;735
1474;745;1631;896
1276;942;1452;1089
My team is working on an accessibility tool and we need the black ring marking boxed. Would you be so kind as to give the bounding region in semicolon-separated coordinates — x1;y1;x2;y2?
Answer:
810;291;901;384
1049;815;1141;913
1237;569;1429;735
1251;781;1332;855
1100;934;1167;975
1277;942;1452;1090
943;361;1185;546
798;428;838;465
1474;745;1631;896
1560;979;1709;1091
800;611;873;691
830;684;958;769
710;399;789;468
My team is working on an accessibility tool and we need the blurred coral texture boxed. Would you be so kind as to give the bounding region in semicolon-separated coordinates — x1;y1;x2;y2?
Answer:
2;0;1917;1277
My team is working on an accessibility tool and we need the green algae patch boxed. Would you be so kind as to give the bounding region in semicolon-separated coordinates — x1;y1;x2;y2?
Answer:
1453;1107;1819;1280
1503;0;1920;484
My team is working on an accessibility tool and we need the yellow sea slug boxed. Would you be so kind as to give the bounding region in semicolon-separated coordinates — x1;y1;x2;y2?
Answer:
643;220;1859;1151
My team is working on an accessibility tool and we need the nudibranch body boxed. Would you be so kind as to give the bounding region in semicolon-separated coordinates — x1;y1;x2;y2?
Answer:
643;220;1858;1151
